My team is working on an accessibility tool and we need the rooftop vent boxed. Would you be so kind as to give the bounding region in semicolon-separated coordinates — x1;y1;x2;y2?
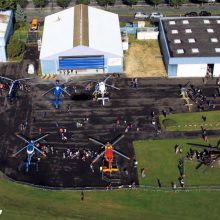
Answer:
188;38;195;43
172;29;178;34
185;29;192;33
169;21;176;25
192;48;199;53
203;20;210;24
182;20;189;24
177;49;184;54
207;28;214;33
174;39;181;44
215;48;220;53
211;38;218;43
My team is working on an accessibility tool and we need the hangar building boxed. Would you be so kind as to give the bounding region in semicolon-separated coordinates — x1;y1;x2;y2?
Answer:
159;17;220;77
40;4;123;75
0;10;13;62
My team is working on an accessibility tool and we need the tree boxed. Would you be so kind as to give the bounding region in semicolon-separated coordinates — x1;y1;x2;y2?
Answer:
7;37;26;59
76;0;90;5
122;0;138;8
0;0;16;10
56;0;71;8
96;0;116;8
170;0;186;8
33;0;46;8
150;0;161;9
15;4;26;23
15;0;27;8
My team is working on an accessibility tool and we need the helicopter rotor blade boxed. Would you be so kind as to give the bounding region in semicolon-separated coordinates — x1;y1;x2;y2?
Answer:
16;134;29;143
34;146;45;156
104;76;111;83
60;80;73;86
13;145;29;156
113;149;130;160
89;137;105;147
92;151;105;164
42;87;55;96
105;83;120;90
60;87;71;96
34;134;49;143
111;134;125;146
15;77;34;82
0;76;13;82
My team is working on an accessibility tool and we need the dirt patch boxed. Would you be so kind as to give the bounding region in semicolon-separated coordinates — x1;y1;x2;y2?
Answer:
124;40;166;78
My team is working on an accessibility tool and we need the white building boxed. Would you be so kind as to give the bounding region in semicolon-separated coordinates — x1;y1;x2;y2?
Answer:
159;17;220;77
40;4;123;75
0;10;13;62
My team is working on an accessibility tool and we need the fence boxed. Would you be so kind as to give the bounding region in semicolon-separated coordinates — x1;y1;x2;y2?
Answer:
0;171;220;192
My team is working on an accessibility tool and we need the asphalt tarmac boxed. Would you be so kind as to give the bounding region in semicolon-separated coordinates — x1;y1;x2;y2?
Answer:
0;71;220;188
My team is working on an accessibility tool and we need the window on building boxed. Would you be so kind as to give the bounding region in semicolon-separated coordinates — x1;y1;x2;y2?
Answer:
211;38;218;43
203;20;210;24
182;20;189;24
185;29;192;33
192;48;199;53
207;28;214;33
169;21;176;25
172;29;178;34
188;38;195;43
174;39;181;44
177;49;184;54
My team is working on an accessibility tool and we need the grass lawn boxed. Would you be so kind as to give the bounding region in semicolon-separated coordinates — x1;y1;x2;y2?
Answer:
159;111;220;131
134;138;220;187
0;178;220;220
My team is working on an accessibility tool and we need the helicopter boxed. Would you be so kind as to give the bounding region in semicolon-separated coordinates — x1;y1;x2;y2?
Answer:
0;76;33;101
13;134;49;172
42;80;72;109
187;142;220;170
89;134;130;173
92;76;120;106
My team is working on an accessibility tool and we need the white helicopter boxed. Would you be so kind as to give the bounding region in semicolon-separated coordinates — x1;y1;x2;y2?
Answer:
92;76;120;106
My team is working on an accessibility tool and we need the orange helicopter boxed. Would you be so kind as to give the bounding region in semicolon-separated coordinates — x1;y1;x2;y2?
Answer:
89;134;130;173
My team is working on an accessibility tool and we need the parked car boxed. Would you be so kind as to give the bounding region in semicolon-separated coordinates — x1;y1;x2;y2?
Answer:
134;12;149;20
150;12;163;22
199;11;212;16
28;64;35;74
184;12;198;17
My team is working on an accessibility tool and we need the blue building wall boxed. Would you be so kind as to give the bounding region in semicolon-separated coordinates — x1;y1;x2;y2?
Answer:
40;45;123;75
0;10;13;62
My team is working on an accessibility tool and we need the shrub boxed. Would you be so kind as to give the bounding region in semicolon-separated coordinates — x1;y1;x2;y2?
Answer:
7;37;26;58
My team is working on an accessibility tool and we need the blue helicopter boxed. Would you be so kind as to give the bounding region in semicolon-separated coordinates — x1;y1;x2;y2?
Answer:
0;76;33;101
13;134;48;172
42;80;72;108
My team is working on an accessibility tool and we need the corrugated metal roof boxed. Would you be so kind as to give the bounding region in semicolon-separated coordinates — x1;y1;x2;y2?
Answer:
40;5;123;59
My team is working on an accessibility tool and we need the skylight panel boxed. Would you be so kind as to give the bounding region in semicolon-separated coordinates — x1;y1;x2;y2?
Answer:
203;20;210;24
169;21;176;25
182;20;189;24
185;29;192;33
177;49;184;54
207;28;214;33
172;29;178;34
188;38;195;43
211;38;218;43
215;48;220;53
192;48;199;53
174;39;181;44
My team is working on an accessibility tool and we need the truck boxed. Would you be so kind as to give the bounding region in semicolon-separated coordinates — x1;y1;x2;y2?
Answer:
30;19;38;31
